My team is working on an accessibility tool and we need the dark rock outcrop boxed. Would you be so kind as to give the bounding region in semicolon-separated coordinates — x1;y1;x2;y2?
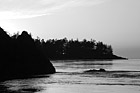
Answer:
84;68;106;73
0;28;55;81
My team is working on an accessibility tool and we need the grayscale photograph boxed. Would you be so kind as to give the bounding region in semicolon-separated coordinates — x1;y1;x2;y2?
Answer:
0;0;140;93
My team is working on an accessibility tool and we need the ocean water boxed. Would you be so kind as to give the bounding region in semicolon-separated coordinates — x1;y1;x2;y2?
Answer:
1;59;140;93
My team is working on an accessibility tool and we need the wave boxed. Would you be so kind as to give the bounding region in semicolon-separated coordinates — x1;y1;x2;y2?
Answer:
83;69;140;79
56;70;140;79
95;83;140;86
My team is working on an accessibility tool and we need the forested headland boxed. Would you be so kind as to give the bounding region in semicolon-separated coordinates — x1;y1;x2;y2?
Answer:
34;38;126;60
11;31;126;60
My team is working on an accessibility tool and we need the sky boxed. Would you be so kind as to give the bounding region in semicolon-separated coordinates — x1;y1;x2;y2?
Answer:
0;0;140;59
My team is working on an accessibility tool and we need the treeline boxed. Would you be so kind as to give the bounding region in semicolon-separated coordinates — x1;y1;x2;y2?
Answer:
34;38;117;60
11;32;125;60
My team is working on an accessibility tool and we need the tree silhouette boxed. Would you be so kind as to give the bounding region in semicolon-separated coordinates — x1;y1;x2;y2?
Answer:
4;28;126;61
33;35;125;60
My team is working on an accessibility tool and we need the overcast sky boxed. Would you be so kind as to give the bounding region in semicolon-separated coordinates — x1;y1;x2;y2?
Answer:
0;0;140;59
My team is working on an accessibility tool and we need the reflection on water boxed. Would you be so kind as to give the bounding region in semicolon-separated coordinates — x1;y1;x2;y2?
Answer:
1;59;140;93
0;78;45;93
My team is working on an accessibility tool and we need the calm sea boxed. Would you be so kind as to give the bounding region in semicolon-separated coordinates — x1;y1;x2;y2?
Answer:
1;59;140;93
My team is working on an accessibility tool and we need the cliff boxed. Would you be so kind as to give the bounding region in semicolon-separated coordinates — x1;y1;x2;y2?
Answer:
0;28;56;81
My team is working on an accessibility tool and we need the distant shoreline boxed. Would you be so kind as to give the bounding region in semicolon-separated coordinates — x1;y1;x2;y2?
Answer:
50;55;128;61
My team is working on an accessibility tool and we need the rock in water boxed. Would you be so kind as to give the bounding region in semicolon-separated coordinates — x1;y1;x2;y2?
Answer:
0;27;56;81
84;68;106;73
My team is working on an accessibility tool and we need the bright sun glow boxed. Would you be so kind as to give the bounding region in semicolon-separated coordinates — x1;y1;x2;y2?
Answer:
0;20;19;35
